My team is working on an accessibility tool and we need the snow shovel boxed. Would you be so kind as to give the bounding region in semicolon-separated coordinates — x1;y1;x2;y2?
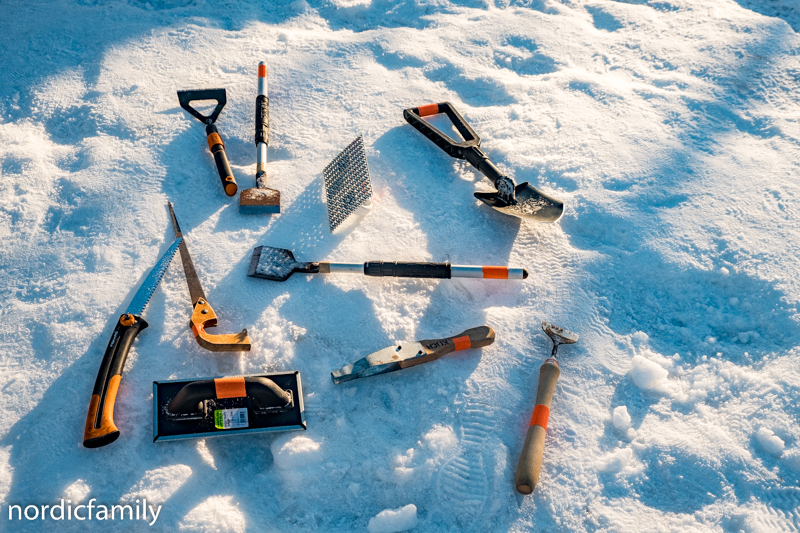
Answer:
515;322;578;494
240;62;281;214
247;245;528;281
178;88;238;196
404;102;563;222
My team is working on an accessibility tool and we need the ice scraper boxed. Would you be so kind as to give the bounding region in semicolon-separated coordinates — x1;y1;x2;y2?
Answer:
404;102;563;222
178;88;238;196
239;62;281;214
331;326;495;383
515;321;578;494
83;237;182;448
168;203;251;352
247;246;528;282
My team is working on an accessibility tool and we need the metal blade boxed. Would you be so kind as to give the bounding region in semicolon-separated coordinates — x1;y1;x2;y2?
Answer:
331;341;426;384
542;322;579;346
475;183;563;222
247;246;320;281
126;238;182;316
168;203;206;305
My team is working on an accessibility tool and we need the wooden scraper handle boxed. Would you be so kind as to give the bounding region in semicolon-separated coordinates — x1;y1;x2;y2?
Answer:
515;357;560;495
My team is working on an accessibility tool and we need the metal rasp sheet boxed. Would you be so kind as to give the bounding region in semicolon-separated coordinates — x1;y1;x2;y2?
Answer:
323;135;373;232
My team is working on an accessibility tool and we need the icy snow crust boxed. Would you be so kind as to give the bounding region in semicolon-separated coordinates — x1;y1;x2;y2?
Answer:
2;0;800;531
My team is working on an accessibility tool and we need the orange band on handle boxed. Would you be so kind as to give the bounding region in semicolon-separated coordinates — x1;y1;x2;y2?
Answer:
207;132;223;150
417;103;439;117
529;404;549;430
482;266;509;279
215;377;247;399
453;335;471;351
191;323;205;338
258;64;267;77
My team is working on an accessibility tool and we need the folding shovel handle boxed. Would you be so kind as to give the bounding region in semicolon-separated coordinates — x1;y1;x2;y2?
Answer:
83;314;148;448
206;124;238;196
166;376;291;414
515;358;560;494
190;299;251;352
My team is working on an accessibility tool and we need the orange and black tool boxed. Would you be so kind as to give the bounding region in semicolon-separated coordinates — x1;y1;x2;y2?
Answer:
168;202;251;352
515;322;578;494
83;238;182;448
178;88;238;196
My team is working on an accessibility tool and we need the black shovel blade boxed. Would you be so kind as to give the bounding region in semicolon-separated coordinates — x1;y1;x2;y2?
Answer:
247;246;320;281
177;88;227;124
474;182;563;222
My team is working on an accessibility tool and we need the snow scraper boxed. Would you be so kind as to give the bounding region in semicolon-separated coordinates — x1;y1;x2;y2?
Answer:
169;203;251;352
83;237;182;448
153;372;306;442
239;62;281;214
178;88;238;196
404;102;563;222
515;321;578;495
331;326;495;384
247;245;528;282
323;136;373;232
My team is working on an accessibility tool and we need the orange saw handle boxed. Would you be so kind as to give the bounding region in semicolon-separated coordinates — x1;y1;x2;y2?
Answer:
83;314;147;448
190;298;251;352
515;357;560;494
206;124;237;196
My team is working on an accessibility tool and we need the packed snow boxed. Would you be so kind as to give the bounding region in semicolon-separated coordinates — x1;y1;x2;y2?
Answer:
2;0;800;531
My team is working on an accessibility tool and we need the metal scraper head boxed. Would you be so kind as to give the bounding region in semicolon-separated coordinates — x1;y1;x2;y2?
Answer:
323;136;373;232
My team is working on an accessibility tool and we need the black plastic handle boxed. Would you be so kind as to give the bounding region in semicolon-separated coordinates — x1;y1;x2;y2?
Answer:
83;314;148;448
206;124;238;196
166;376;291;414
255;95;269;146
365;261;451;278
403;102;481;159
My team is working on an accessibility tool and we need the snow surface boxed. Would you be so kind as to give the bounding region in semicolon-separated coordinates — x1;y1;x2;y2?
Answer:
2;0;800;531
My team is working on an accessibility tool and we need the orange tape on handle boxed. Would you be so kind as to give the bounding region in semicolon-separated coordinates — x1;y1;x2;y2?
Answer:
417;103;439;117
207;132;223;150
529;404;549;430
453;335;471;351
215;377;247;399
258;64;267;77
482;266;509;279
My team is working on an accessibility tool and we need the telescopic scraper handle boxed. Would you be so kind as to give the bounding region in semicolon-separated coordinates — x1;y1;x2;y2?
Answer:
514;357;560;494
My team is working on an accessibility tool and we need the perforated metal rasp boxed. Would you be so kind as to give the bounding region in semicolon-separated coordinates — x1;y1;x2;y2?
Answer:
323;136;373;232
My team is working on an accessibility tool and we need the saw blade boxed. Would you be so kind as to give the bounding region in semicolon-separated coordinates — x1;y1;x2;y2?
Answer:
126;238;182;316
323;135;373;232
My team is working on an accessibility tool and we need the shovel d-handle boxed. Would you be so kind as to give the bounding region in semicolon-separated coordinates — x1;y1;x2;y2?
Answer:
205;123;238;196
166;376;291;414
191;299;251;352
515;358;561;494
83;314;148;448
407;326;496;368
403;102;481;159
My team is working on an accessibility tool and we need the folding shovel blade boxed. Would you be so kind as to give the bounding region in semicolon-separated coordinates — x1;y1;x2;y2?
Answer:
542;322;579;346
247;246;320;281
177;88;227;124
475;183;563;222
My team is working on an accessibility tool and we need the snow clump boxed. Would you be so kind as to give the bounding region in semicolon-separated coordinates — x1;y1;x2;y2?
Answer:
367;504;418;533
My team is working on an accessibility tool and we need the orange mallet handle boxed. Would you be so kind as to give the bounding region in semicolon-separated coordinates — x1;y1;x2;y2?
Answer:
515;357;560;494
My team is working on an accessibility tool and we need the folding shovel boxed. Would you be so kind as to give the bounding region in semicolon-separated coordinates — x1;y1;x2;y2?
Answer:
247;246;528;282
178;88;238;196
168;203;251;352
404;102;563;222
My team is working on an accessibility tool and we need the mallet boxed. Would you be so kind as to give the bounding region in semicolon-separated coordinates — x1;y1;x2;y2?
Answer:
515;321;578;495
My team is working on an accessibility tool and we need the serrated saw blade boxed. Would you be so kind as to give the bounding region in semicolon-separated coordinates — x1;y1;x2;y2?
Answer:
323;135;373;232
126;238;182;316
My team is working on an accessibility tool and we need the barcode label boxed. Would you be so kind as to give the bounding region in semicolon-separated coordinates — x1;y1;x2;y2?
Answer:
214;408;249;429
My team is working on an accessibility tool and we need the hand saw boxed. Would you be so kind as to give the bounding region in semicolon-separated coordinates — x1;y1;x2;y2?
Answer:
168;203;251;352
83;238;182;448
